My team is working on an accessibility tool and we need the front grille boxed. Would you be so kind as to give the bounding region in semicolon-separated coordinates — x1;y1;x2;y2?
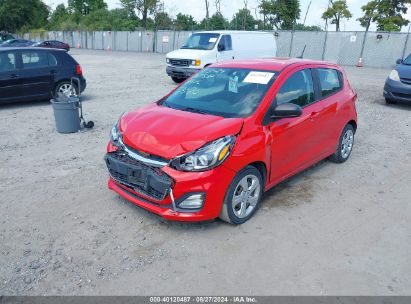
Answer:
392;92;411;99
106;152;173;201
400;77;411;85
169;59;190;67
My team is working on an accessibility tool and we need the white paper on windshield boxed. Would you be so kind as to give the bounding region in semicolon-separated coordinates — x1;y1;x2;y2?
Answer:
229;76;239;93
243;71;274;84
209;37;218;43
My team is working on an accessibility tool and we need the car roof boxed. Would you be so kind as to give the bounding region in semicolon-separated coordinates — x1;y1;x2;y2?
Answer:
211;57;340;72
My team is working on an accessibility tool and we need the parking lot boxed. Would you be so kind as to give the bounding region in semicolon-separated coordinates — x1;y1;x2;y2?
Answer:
1;49;410;295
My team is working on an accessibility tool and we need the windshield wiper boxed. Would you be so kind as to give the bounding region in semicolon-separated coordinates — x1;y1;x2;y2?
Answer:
180;107;209;115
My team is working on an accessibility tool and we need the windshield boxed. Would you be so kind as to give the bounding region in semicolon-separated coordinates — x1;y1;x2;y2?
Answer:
163;68;277;118
403;54;411;65
181;33;220;50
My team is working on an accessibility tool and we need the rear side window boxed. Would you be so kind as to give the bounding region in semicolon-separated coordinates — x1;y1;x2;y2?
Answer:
48;53;58;66
317;68;342;97
22;52;49;69
0;52;16;72
276;69;314;107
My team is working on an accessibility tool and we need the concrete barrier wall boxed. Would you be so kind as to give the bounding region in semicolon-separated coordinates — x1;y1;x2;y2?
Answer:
22;30;411;68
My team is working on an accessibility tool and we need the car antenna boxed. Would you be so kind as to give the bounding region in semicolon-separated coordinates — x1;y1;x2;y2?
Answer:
297;45;306;59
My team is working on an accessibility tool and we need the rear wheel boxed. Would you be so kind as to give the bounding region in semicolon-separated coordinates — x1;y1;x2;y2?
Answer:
171;76;185;84
55;81;78;97
219;166;263;225
329;124;355;163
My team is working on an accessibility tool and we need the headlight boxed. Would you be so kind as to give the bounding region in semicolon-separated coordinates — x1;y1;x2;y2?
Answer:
389;69;400;81
170;136;235;172
110;120;121;145
191;59;201;66
166;57;170;63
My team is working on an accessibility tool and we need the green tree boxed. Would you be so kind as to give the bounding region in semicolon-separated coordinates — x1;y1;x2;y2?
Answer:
208;12;228;30
259;0;300;30
371;0;411;31
68;0;107;15
119;0;159;29
357;1;379;32
175;13;196;30
294;23;322;31
321;0;352;31
48;4;70;30
155;11;172;29
0;0;49;32
78;8;138;30
230;8;256;30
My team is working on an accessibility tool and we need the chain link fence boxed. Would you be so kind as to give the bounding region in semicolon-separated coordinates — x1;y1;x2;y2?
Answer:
21;30;411;69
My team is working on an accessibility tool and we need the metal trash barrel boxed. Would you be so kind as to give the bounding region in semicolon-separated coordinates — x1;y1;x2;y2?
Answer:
50;96;81;133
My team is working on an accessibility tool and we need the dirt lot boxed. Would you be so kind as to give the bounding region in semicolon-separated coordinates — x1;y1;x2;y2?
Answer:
1;50;410;296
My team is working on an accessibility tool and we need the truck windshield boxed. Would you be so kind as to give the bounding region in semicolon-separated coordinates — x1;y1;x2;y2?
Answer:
181;33;220;50
162;67;277;118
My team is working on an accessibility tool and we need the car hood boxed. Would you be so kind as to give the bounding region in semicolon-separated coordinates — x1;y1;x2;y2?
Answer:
120;104;244;159
166;48;213;60
396;64;411;78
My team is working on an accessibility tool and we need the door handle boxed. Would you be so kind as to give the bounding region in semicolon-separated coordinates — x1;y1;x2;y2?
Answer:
10;73;19;79
50;70;57;75
310;111;320;120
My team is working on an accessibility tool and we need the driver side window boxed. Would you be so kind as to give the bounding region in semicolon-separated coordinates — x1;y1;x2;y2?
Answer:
276;69;314;107
218;35;232;51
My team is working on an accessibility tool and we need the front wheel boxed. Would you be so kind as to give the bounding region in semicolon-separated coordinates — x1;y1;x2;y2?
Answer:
385;98;396;104
329;124;355;163
219;166;263;224
171;76;185;84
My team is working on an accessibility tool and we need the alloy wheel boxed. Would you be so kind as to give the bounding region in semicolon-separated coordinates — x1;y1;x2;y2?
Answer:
232;174;261;219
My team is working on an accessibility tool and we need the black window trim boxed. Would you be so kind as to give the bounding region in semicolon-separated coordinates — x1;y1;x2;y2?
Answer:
313;67;344;101
19;49;52;70
262;68;317;125
218;34;232;51
0;50;18;72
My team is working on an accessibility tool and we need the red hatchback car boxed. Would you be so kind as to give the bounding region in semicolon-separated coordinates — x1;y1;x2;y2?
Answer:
105;58;357;224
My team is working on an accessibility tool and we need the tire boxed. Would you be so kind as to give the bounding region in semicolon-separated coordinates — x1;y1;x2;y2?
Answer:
219;166;263;225
54;81;78;98
385;98;396;104
329;124;355;163
171;76;185;84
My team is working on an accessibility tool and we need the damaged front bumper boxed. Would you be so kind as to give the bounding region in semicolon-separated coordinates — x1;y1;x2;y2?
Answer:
105;144;236;222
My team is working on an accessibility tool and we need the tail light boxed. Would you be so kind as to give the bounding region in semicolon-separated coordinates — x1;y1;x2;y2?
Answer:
75;64;82;76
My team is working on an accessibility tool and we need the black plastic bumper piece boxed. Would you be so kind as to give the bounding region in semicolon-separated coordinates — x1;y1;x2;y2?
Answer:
105;152;172;201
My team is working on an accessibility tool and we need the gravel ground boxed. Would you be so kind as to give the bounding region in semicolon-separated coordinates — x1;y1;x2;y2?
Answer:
0;49;410;296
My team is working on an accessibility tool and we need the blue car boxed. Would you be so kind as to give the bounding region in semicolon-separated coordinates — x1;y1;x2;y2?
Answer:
384;55;411;104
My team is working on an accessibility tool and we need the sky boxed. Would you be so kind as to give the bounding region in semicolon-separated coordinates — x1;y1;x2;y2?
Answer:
42;0;411;32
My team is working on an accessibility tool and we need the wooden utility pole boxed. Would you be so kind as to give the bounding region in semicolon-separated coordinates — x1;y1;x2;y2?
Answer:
205;0;210;29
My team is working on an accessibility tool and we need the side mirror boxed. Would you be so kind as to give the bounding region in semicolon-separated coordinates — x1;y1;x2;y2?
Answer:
271;103;302;119
396;58;403;65
218;44;225;52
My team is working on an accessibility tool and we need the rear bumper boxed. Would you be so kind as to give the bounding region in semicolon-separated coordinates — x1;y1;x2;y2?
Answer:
384;78;411;103
79;77;86;93
166;65;200;79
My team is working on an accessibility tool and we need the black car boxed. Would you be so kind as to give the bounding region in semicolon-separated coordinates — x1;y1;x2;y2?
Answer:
384;54;411;104
0;47;86;104
0;39;34;47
